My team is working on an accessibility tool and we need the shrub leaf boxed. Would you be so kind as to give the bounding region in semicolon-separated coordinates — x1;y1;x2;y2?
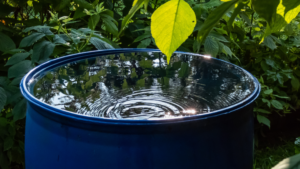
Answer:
5;52;30;66
19;33;45;48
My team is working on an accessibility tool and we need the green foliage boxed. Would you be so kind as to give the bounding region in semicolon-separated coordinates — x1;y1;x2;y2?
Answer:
0;1;117;167
197;0;238;45
0;32;15;52
0;0;300;167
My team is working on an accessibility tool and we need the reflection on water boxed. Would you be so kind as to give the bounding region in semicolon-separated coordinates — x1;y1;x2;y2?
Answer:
29;52;255;120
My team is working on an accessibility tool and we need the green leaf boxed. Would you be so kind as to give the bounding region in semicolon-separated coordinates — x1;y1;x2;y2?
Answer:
0;32;16;52
253;0;300;39
90;37;113;49
102;14;118;36
240;12;252;26
13;98;27;121
134;33;152;43
73;0;93;9
273;95;290;99
19;33;45;48
23;25;51;33
276;73;284;85
3;137;13;151
264;89;273;95
88;14;100;30
257;115;270;128
32;41;55;63
0;77;10;87
53;35;67;44
262;98;271;107
263;36;277;50
151;0;196;63
5;52;30;66
73;7;86;19
131;68;138;78
261;61;269;71
204;36;219;57
291;76;300;91
203;0;222;8
284;24;293;36
139;60;152;69
136;78;145;87
265;58;277;69
271;100;284;110
54;0;71;11
221;44;233;57
8;60;33;78
272;153;300;169
132;0;139;6
252;0;279;27
192;4;204;20
119;0;146;36
0;87;7;111
197;0;237;44
6;91;22;105
209;32;229;42
178;62;189;78
137;38;151;48
122;79;128;89
256;109;271;114
3;49;26;55
227;2;245;30
9;77;23;86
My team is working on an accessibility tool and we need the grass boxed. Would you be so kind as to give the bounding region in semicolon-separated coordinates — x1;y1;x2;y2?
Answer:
253;138;298;169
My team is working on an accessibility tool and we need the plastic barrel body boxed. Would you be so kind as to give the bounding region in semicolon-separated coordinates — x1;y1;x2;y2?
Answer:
25;101;254;169
21;49;260;169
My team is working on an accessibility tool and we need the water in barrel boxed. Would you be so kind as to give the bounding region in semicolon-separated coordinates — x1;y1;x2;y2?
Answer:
31;52;255;120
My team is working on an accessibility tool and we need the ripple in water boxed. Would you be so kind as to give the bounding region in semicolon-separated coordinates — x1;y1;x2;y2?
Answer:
31;52;255;120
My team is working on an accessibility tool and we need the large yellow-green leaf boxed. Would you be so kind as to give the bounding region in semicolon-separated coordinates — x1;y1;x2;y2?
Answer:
252;0;300;39
151;0;196;63
197;0;238;45
277;0;300;24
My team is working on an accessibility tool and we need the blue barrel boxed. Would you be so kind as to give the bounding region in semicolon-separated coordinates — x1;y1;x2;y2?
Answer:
21;49;260;169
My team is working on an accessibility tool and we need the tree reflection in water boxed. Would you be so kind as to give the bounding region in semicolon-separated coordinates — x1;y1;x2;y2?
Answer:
32;52;255;120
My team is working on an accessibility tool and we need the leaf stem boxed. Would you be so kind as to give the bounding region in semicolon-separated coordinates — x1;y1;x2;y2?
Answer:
59;22;80;53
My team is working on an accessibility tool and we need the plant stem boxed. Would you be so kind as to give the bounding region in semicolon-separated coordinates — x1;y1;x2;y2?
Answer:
79;32;94;51
249;12;254;40
59;22;80;53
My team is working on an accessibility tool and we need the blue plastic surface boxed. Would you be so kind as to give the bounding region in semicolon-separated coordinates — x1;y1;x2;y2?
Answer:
21;49;260;169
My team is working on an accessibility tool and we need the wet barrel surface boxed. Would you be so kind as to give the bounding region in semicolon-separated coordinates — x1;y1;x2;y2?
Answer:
21;49;260;169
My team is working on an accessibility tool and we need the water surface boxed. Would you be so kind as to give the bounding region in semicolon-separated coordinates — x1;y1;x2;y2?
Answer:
31;52;255;120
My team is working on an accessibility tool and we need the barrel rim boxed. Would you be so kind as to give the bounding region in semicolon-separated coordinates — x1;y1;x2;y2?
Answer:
20;48;261;124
